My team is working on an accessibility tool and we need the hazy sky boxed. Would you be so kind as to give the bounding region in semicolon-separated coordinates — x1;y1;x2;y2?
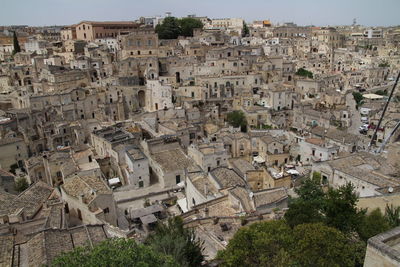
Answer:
1;0;399;27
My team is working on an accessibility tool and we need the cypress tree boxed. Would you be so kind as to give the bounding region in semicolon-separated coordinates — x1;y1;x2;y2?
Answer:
12;31;21;55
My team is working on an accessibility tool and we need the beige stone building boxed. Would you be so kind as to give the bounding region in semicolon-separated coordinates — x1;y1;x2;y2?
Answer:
75;21;138;41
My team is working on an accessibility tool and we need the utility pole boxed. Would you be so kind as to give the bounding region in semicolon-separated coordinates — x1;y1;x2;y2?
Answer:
368;71;400;150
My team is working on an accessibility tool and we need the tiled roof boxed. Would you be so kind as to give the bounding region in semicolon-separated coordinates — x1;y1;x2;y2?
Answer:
0;181;53;218
62;175;110;204
210;167;246;189
14;225;108;266
151;148;199;173
253;187;288;208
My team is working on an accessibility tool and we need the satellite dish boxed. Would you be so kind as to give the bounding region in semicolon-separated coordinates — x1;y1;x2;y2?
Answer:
388;187;394;193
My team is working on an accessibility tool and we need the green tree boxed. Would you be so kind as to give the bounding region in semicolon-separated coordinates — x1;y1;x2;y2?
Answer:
146;217;204;267
14;177;29;192
358;208;390;242
226;110;247;130
324;183;365;233
285;179;325;228
155;17;203;39
12;31;21;55
285;181;365;233
218;221;363;267
385;204;400;228
242;22;249;37
217;220;293;267
52;238;178;267
155;17;182;39
352;92;364;107
179;18;203;37
291;223;362;267
295;68;313;78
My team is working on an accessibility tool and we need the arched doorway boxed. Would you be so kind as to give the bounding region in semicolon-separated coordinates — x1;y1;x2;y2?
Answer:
138;90;145;108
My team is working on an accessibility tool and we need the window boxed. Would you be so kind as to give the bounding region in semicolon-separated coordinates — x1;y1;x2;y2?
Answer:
139;181;144;187
103;207;109;213
56;171;62;178
176;175;181;184
192;198;196;205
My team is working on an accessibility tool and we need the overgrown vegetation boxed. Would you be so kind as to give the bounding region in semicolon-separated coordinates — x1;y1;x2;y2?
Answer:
155;17;203;39
52;238;178;267
352;91;364;108
218;220;364;267
219;179;400;266
226;110;247;132
378;62;390;68
295;68;313;78
54;217;203;267
146;217;204;267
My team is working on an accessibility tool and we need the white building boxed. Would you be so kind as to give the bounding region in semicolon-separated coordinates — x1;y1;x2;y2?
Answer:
24;39;48;54
145;80;173;112
118;145;150;188
95;38;119;52
298;138;339;163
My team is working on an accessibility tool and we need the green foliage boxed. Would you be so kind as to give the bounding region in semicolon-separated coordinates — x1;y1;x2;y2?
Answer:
285;181;365;233
14;177;29;192
378;62;390;68
285;179;325;228
242;22;249;37
385;204;400;228
218;220;362;267
260;124;273;129
358;208;391;242
156;17;182;39
179;18;203;37
312;171;322;183
295;68;313;78
291;223;363;267
12;31;21;55
226;110;247;129
352;92;364;107
217;220;293;267
146;217;204;267
324;183;366;232
155;17;203;39
375;89;387;96
52;238;178;267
